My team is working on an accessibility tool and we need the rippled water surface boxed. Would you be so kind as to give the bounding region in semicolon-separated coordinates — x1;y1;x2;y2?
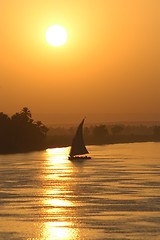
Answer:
0;142;160;240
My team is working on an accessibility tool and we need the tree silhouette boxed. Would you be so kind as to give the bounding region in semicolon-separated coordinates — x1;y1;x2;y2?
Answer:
0;107;48;153
93;124;109;143
0;112;11;151
111;125;124;135
21;107;32;118
153;126;160;139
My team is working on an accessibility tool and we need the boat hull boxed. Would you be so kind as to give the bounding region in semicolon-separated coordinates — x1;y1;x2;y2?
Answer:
68;156;91;161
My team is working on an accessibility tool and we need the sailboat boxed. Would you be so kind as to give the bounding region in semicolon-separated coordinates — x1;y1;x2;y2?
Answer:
68;119;91;160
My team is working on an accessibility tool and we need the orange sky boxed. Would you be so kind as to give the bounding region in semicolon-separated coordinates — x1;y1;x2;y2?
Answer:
0;0;160;124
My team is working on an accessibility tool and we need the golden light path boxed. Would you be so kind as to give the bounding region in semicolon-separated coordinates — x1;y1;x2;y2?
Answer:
46;147;70;161
40;147;79;240
42;222;78;240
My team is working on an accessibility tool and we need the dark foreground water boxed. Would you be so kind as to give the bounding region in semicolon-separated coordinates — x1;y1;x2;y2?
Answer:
0;142;160;240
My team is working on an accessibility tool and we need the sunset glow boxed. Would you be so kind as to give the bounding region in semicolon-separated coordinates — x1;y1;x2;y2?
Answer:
1;1;159;122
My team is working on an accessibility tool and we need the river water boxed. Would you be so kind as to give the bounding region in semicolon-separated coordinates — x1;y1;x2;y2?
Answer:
0;142;160;240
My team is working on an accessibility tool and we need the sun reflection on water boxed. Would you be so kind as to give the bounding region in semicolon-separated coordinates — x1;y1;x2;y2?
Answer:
41;222;79;240
46;147;70;162
46;198;73;207
44;147;71;180
40;147;79;240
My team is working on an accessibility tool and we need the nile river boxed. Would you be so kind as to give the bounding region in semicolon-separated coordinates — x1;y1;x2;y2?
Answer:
0;142;160;240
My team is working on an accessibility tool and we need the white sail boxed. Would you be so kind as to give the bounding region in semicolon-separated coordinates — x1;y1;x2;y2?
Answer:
69;119;89;157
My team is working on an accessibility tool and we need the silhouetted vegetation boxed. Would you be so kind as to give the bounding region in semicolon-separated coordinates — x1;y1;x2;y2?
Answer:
0;107;48;153
153;126;160;140
92;125;109;144
0;108;160;154
46;123;160;148
111;125;124;135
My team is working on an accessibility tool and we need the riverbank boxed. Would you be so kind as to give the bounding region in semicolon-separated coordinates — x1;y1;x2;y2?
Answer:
46;134;160;149
1;122;160;154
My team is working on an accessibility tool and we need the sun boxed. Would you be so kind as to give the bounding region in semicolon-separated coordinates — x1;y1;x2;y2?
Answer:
46;25;68;47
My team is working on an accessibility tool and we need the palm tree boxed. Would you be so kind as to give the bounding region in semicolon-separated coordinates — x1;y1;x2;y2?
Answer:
20;107;33;122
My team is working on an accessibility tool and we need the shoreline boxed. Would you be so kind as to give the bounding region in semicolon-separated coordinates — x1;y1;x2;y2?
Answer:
1;138;159;155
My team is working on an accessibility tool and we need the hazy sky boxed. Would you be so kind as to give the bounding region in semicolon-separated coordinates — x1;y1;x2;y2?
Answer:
1;0;160;124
